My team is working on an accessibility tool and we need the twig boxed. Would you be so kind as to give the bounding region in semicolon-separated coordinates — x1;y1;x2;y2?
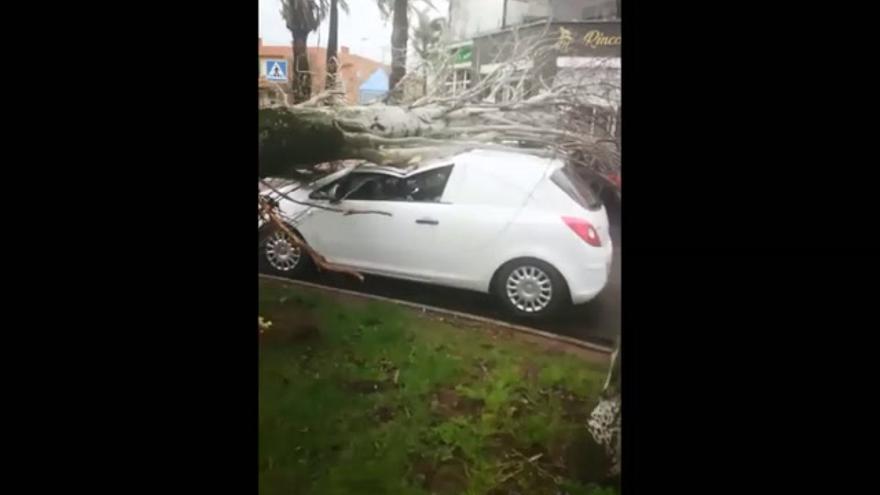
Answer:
509;449;562;484
497;465;522;484
259;179;392;217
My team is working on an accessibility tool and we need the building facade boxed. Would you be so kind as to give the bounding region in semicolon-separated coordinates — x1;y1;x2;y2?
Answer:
445;1;620;136
448;0;618;42
258;38;389;106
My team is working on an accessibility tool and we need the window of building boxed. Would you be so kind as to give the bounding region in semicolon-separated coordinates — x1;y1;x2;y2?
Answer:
444;69;472;96
493;79;535;103
585;106;618;137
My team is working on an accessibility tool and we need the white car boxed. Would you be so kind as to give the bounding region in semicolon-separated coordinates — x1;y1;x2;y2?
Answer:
259;149;613;318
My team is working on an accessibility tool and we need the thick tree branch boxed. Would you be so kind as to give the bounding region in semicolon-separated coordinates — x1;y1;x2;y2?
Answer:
259;179;392;217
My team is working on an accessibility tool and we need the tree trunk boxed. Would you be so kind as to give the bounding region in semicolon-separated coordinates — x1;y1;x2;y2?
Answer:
325;0;339;90
258;104;448;178
259;101;619;179
292;30;311;103
389;0;409;96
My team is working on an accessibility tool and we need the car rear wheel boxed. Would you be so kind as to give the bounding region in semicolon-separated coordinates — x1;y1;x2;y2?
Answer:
259;226;312;278
493;258;568;318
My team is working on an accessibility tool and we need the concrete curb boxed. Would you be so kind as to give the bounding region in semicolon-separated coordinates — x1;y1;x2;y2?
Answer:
259;274;613;355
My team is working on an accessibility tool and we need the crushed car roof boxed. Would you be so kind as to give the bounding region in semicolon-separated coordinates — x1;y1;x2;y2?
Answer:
347;149;556;176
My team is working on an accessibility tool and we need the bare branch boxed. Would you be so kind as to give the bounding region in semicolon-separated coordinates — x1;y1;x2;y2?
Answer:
259;178;392;217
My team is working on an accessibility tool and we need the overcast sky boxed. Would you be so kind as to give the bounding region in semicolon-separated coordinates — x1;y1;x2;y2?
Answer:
259;0;449;64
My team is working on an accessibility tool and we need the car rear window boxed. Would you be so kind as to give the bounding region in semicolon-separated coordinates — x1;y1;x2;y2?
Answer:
550;165;602;211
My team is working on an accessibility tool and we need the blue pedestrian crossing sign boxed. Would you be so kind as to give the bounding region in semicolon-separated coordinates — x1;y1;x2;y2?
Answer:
266;60;288;81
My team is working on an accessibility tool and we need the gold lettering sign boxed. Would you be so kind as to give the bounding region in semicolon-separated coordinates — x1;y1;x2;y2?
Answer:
555;27;574;52
582;30;621;48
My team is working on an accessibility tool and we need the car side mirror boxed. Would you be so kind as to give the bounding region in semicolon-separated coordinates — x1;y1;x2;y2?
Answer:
326;184;342;204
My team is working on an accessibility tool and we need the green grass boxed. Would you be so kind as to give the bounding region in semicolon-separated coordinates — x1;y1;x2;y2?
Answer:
259;278;616;495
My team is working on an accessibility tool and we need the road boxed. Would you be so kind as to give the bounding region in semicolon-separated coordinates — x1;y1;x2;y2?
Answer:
265;222;620;348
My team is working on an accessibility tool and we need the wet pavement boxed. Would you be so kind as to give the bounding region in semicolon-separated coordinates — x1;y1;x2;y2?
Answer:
264;222;621;348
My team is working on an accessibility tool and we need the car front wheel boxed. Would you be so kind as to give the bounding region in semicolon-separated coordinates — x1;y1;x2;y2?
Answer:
259;226;311;278
494;258;568;319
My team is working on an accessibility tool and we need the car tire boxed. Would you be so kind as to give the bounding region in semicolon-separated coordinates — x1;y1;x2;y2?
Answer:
493;258;569;319
259;225;313;278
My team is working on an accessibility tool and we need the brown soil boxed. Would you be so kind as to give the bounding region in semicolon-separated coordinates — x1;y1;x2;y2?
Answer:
563;429;613;484
259;307;322;346
409;456;468;495
520;360;542;382
430;387;485;418
483;432;518;458
374;405;396;423
559;391;590;423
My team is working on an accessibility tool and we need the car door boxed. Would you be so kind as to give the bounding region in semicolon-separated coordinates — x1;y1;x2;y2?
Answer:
294;171;400;269
301;165;459;281
416;158;542;291
366;162;517;290
365;165;457;281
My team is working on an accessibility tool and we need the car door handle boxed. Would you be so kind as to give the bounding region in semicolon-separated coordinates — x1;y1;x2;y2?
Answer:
415;218;439;225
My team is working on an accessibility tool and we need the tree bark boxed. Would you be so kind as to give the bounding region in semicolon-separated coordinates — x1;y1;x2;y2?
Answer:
389;0;409;96
292;30;311;103
259;100;619;180
325;0;339;90
258;104;448;178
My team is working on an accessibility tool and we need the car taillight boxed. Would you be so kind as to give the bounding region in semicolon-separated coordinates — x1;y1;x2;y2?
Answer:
562;216;601;247
606;173;621;189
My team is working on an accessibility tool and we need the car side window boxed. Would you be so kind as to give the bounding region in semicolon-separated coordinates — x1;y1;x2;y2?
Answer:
310;166;453;203
310;173;400;201
346;174;397;201
399;165;454;202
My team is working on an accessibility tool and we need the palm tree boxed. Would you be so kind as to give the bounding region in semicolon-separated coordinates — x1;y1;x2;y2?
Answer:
411;9;444;63
280;0;330;103
377;0;437;97
325;0;351;90
410;9;445;96
325;0;340;90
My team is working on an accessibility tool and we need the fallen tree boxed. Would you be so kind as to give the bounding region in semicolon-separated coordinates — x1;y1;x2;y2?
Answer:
259;24;620;182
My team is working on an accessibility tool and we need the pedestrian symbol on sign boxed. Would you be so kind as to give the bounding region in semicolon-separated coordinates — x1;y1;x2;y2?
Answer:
266;60;287;81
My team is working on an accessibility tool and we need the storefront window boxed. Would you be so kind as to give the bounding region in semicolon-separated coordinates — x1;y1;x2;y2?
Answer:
445;69;472;96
